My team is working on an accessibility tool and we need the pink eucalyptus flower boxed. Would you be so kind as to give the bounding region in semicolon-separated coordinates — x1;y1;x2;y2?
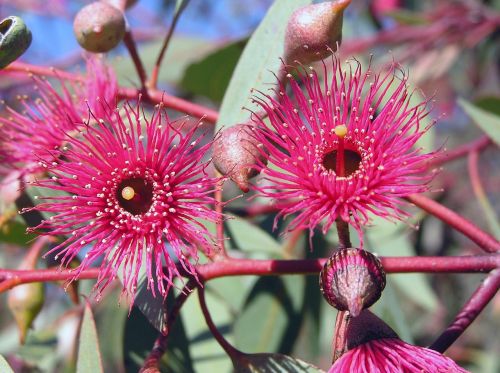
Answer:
330;311;469;373
331;338;469;372
0;56;117;175
252;57;437;242
25;101;220;300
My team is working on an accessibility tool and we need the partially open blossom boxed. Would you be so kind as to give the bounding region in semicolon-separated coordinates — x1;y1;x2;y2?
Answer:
0;56;117;175
25;101;220;300
252;56;437;242
330;311;469;372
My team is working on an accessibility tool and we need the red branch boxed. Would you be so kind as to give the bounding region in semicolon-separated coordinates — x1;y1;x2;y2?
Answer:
2;255;497;293
427;136;491;168
429;268;500;353
118;87;219;124
407;194;500;253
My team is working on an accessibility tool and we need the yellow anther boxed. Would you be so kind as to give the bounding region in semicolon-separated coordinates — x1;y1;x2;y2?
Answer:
121;186;135;201
334;124;348;138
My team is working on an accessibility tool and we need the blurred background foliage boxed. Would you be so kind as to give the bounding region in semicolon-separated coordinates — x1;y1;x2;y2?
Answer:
0;0;499;372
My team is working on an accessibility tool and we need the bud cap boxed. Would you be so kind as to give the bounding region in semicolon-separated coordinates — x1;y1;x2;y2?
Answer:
320;248;386;317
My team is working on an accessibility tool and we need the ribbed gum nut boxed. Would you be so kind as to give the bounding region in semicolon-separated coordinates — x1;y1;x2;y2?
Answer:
73;2;126;53
0;16;32;69
284;0;351;65
213;124;267;193
320;248;386;317
8;282;45;344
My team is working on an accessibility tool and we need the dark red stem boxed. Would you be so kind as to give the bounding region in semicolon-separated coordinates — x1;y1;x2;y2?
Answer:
1;255;498;293
407;194;500;253
123;30;148;91
198;286;243;359
429;268;500;353
139;279;197;372
118;87;219;124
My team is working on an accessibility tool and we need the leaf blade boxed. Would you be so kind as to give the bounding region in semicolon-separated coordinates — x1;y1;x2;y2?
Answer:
77;302;104;373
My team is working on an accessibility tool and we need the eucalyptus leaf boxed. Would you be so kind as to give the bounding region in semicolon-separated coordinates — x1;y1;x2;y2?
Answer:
366;218;439;311
0;354;14;373
234;352;324;373
77;302;104;373
226;214;283;258
234;276;305;354
459;98;500;146
216;0;313;131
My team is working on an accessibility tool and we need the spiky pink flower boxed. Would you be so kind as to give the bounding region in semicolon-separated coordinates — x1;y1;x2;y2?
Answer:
26;102;220;300
0;56;117;175
329;310;469;373
252;57;436;242
331;338;469;372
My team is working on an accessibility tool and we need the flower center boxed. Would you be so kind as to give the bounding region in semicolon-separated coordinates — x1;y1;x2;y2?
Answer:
116;177;154;215
322;149;361;177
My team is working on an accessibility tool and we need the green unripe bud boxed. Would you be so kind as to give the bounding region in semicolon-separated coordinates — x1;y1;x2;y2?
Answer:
285;0;351;65
8;282;45;344
73;2;126;53
0;16;32;69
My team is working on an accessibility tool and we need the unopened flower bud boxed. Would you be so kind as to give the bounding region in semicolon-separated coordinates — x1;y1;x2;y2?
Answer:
73;2;126;53
0;16;32;69
8;282;45;344
213;124;267;193
320;248;385;317
284;0;351;65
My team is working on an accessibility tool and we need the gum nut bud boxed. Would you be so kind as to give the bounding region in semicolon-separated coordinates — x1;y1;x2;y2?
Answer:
0;16;32;69
213;124;267;193
73;2;126;53
284;0;351;65
8;282;45;344
104;0;138;10
320;248;385;317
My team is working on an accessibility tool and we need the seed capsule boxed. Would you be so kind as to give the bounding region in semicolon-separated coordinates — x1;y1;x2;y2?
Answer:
284;0;351;65
213;124;267;193
0;16;32;69
320;248;386;317
73;2;126;53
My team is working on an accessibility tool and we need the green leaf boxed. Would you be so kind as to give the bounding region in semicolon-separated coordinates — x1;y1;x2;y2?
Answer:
234;352;324;372
113;37;218;87
459;98;500;146
0;354;14;373
234;276;305;354
77;302;104;373
366;219;439;311
474;96;500;116
226;214;283;258
216;0;313;131
180;40;246;103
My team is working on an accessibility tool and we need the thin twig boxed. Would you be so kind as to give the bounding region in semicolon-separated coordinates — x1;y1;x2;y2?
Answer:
198;286;243;359
407;194;500;253
429;268;500;353
139;279;197;372
468;150;500;237
123;30;148;91
149;0;190;89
